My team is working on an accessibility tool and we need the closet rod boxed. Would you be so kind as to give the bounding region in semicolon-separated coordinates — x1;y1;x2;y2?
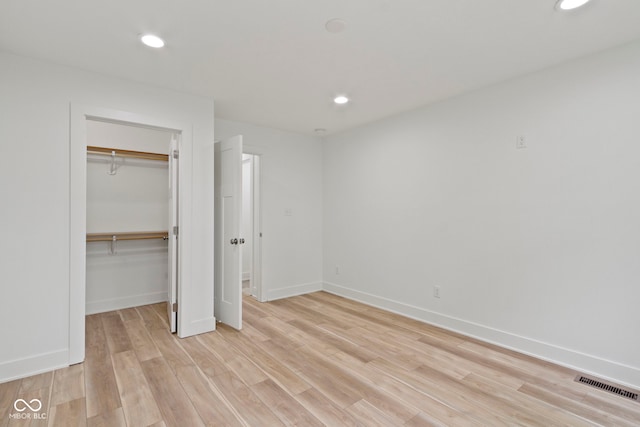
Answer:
86;231;169;242
87;146;169;162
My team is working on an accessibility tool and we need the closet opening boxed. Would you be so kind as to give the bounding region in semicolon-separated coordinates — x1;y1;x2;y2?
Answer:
85;119;180;332
70;105;190;364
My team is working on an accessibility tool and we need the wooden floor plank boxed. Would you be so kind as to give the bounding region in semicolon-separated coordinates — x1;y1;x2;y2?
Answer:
219;329;312;394
18;372;53;394
6;385;49;427
462;372;593;427
122;318;162;362
519;382;638;427
84;314;121;418
174;365;244;427
209;371;286;427
116;308;140;322
140;357;204;427
347;399;400;427
581;389;640;424
4;295;639;426
47;398;86;427
100;312;132;355
300;347;419;424
148;327;193;373
86;408;126;427
255;339;362;408
404;411;448;427
178;336;230;379
49;365;84;407
150;302;170;328
3;387;51;427
0;379;20;427
288;317;378;363
251;378;324;427
329;351;478;427
196;330;240;363
111;350;163;427
225;355;269;386
293;387;362;427
136;304;167;331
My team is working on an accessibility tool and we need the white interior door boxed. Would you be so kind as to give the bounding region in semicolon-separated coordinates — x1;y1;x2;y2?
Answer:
167;135;179;332
214;135;243;330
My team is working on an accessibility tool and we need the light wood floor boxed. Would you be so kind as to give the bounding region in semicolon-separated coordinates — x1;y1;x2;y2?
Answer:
2;292;639;426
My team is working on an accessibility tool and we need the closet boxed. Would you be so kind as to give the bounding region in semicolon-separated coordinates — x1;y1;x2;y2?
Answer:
85;120;178;330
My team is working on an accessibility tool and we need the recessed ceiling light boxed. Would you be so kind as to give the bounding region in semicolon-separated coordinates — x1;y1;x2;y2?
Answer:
556;0;591;10
334;95;349;105
141;34;165;48
314;128;327;135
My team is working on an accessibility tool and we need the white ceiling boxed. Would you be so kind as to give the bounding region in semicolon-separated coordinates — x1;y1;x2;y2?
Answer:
2;0;640;136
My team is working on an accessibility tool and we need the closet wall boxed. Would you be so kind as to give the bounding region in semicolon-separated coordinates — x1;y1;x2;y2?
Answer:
86;120;171;314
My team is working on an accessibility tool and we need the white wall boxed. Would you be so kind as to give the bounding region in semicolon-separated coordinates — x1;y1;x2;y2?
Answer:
323;40;640;388
0;51;215;382
215;119;323;300
85;121;171;314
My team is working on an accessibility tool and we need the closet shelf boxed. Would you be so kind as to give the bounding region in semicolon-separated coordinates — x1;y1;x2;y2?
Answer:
86;231;169;242
87;145;169;162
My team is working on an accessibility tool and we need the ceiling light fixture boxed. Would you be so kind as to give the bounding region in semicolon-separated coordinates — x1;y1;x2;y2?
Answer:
334;95;349;105
556;0;591;10
141;34;165;48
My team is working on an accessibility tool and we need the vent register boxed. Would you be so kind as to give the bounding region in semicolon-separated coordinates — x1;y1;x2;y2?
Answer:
575;375;639;402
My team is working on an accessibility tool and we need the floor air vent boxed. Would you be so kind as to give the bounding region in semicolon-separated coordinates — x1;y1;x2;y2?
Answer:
575;375;639;402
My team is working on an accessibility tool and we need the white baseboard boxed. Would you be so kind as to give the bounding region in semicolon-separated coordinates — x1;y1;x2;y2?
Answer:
322;281;640;390
86;291;166;315
266;281;323;301
0;349;68;384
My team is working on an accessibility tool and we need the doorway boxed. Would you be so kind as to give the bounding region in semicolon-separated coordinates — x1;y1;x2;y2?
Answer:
242;153;262;301
214;136;264;331
85;120;178;333
70;106;188;364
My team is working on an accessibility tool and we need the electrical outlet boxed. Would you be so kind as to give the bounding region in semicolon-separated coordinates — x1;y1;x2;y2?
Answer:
335;266;340;275
516;135;527;149
434;286;441;298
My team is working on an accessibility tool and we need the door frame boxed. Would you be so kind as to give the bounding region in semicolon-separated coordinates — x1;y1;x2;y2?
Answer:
69;105;190;364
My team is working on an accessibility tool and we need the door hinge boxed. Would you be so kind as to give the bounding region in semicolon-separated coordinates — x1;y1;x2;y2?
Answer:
173;226;179;236
172;302;178;312
172;150;179;159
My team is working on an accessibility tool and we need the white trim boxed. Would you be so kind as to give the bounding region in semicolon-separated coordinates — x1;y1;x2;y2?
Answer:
266;282;323;301
242;272;251;281
86;292;167;315
322;281;640;390
0;349;68;383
